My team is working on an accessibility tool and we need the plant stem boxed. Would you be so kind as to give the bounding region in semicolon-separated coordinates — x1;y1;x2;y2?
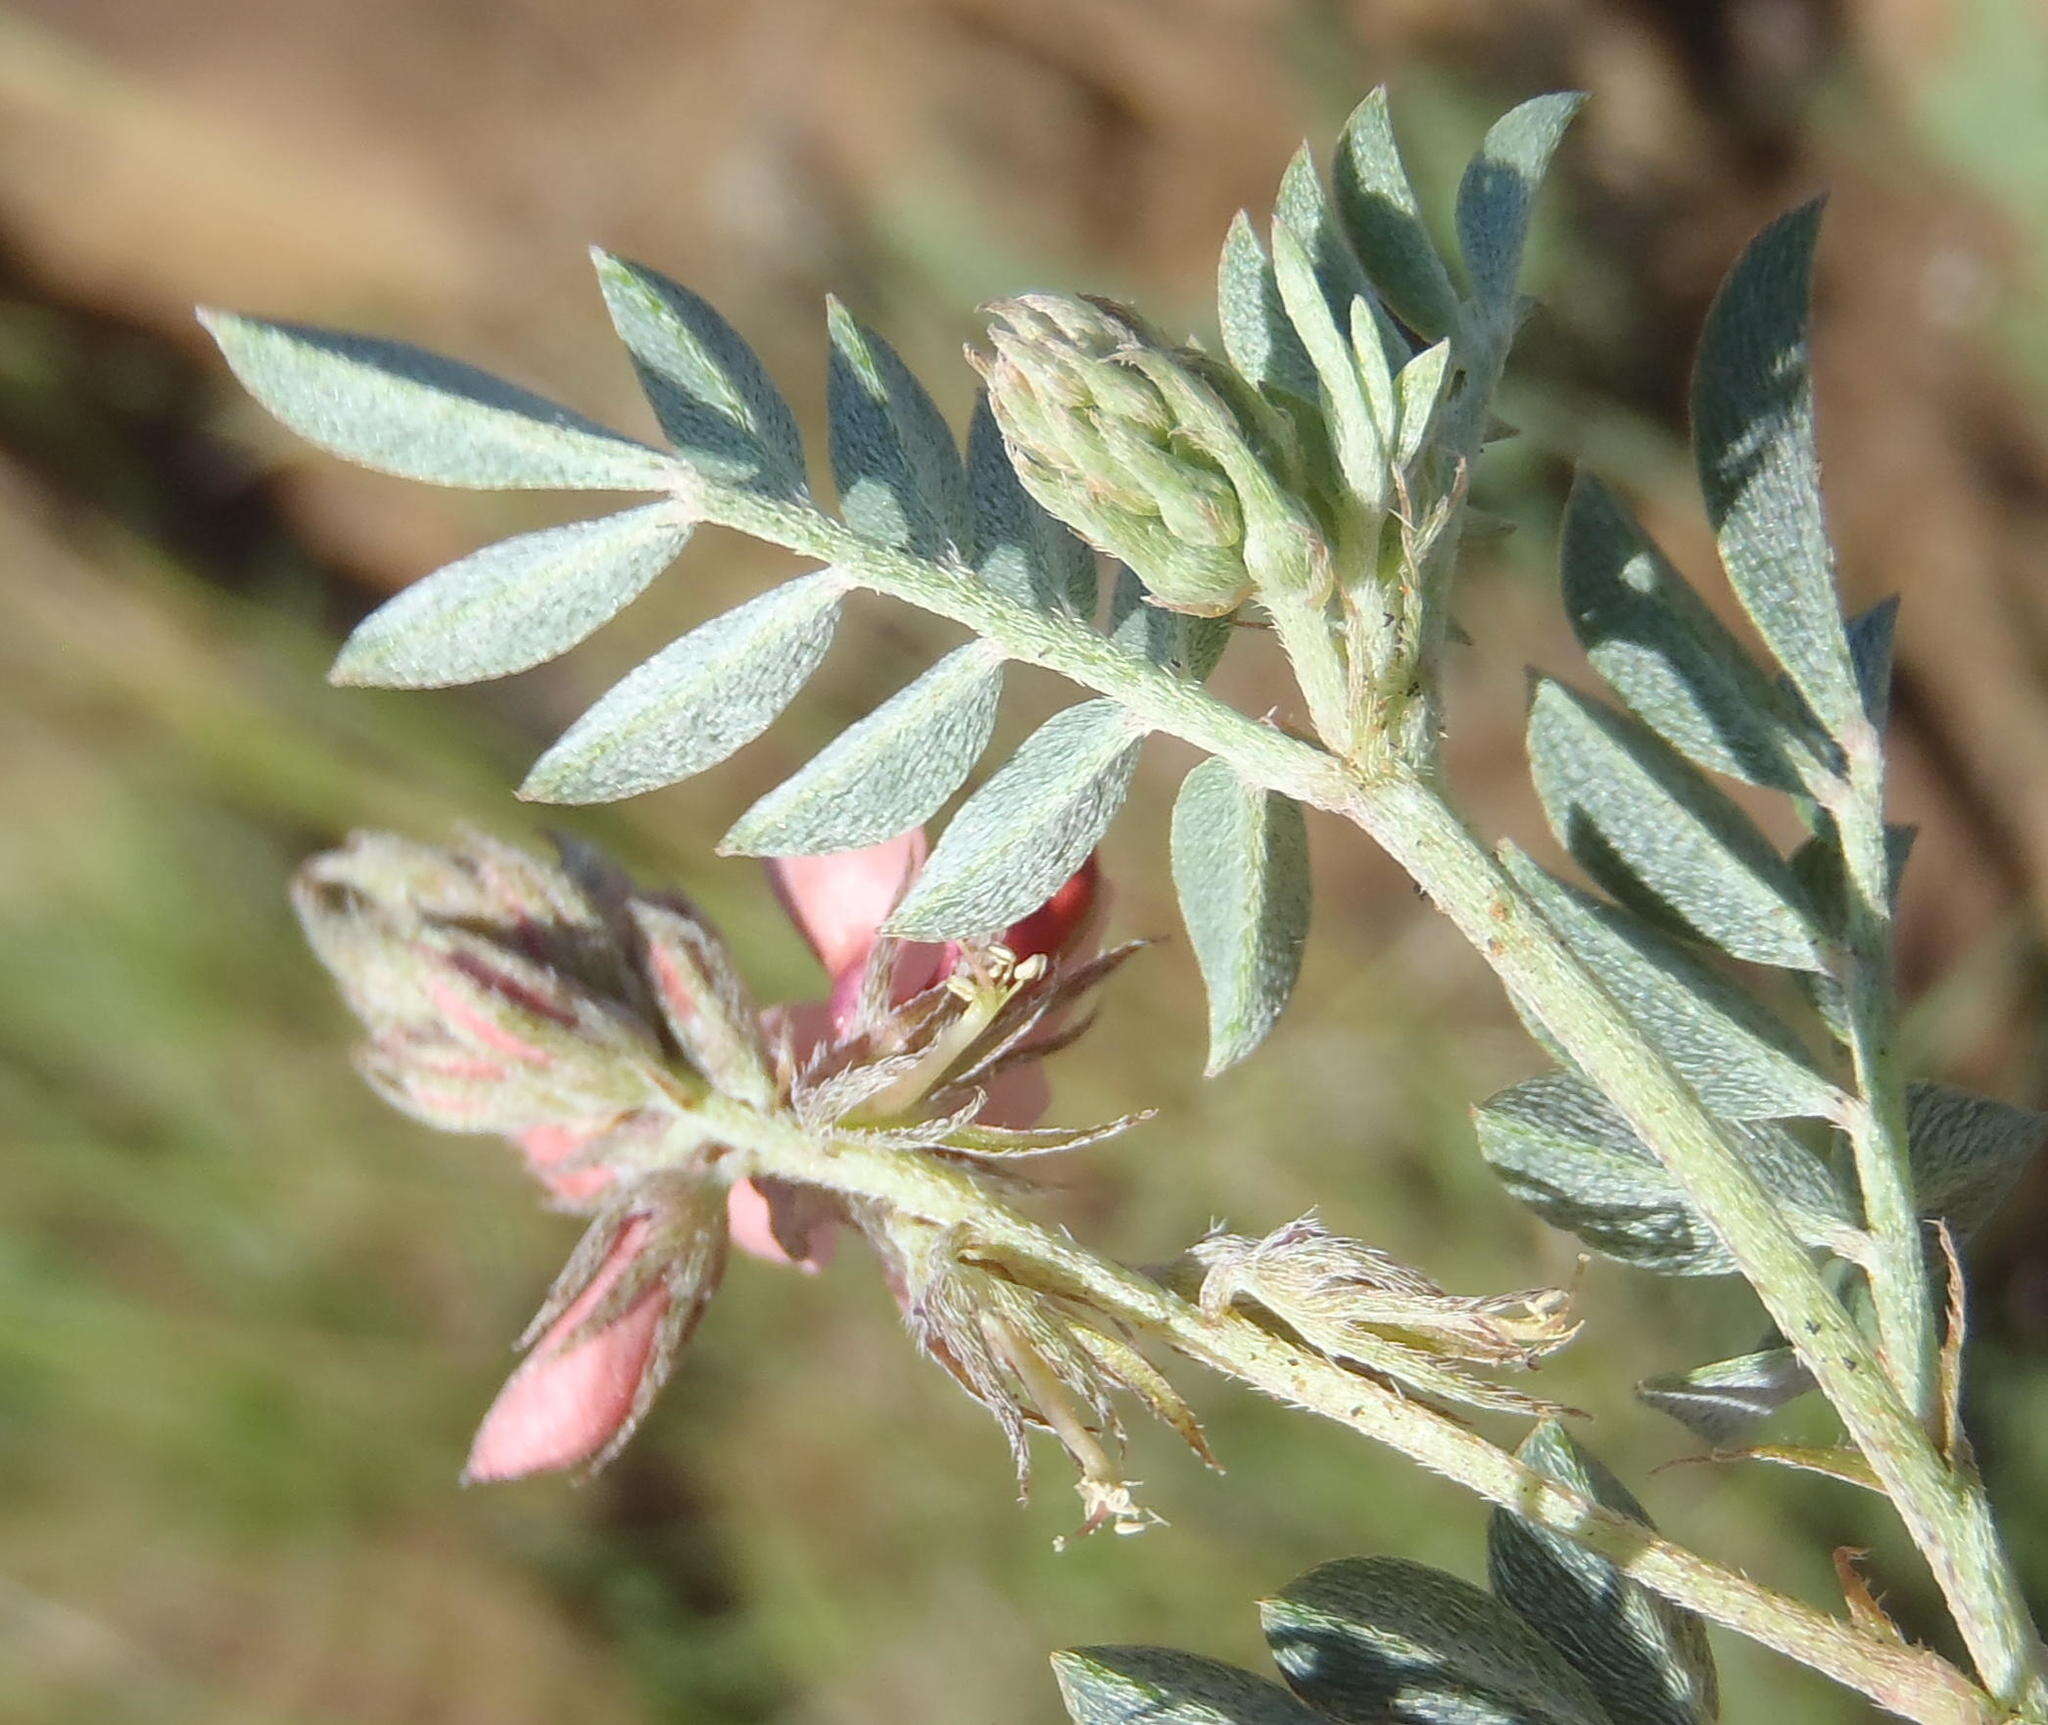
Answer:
679;1094;1995;1725
1351;771;2045;1715
1829;728;1943;1427
1261;587;1353;752
695;486;2047;1714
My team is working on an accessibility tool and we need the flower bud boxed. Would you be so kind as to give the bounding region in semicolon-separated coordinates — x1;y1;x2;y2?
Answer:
465;1178;728;1482
974;294;1327;617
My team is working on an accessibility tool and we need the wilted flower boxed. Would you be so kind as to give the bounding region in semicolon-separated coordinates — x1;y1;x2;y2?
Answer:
974;293;1328;616
882;1217;1214;1542
1191;1215;1581;1419
296;825;1124;1483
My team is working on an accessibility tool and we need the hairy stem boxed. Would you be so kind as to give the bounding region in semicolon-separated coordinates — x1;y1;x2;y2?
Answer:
680;1094;1994;1725
1355;772;2044;1716
1829;726;1943;1427
695;484;2046;1712
1261;587;1353;752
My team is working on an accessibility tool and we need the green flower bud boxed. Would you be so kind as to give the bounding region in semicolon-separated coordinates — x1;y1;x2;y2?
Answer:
974;293;1328;617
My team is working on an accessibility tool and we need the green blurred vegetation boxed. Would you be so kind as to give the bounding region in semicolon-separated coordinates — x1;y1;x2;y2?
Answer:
8;3;2048;1721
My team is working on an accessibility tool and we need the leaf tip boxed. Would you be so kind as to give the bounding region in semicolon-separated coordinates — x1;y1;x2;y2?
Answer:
1200;1045;1246;1080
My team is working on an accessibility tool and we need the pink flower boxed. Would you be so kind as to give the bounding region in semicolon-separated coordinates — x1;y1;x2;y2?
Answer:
735;834;1104;1268
464;1217;670;1483
302;826;1111;1484
506;832;1102;1275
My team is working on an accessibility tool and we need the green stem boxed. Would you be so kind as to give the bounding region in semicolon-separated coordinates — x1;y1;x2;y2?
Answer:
1352;773;2045;1715
695;484;2046;1713
1261;587;1353;752
1829;726;1943;1427
676;1095;1994;1725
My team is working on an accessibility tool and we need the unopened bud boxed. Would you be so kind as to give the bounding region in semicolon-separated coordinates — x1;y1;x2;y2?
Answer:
294;833;699;1144
975;294;1327;617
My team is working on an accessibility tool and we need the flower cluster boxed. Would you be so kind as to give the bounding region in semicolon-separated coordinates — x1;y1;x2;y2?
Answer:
295;826;1165;1501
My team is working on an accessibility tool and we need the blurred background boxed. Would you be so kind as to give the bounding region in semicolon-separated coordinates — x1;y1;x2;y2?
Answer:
7;1;2048;1719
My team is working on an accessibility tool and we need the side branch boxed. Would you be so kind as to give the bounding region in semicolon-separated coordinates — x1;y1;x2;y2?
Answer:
685;1094;1995;1725
693;487;2044;1713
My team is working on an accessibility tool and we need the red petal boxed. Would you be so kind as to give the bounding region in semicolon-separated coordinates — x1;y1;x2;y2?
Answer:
1001;855;1102;962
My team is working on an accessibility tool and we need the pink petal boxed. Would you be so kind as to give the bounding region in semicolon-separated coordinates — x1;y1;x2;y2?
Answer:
726;1177;837;1273
516;1121;616;1204
767;832;928;983
822;939;949;1038
464;1221;666;1483
979;1063;1052;1130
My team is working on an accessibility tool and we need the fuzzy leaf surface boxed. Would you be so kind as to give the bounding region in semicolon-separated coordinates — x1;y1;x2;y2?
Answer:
1274;148;1377;333
1454;94;1585;312
1528;680;1825;970
1109;567;1233;681
722;642;1005;856
968;393;1098;616
1054;1648;1318;1725
200;311;675;490
1332;87;1461;339
1692;201;1862;740
1476;1071;1851;1276
1561;475;1813;792
827;299;970;559
1501;847;1837;1120
1262;1557;1611;1725
593;251;807;496
1488;1423;1717;1725
1906;1082;2046;1238
1636;1348;1814;1446
521;570;846;804
1269;219;1387;513
1171;759;1311;1074
1218;214;1322;408
1847;596;1900;733
332;504;692;688
888;700;1144;940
